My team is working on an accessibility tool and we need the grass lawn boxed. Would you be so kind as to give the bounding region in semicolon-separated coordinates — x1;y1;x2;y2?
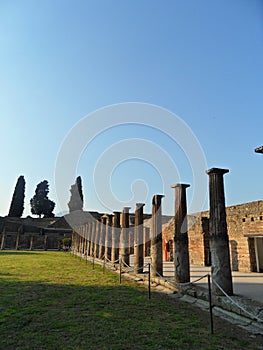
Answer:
0;251;262;350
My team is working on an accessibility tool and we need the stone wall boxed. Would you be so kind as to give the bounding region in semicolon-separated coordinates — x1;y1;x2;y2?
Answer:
0;217;72;251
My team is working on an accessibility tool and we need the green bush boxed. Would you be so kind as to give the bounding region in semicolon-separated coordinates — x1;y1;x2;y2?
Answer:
62;237;72;250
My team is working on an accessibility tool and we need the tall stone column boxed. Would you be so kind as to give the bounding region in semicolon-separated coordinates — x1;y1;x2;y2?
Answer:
85;222;92;256
0;227;6;250
85;223;90;256
151;195;164;277
144;227;150;257
80;227;84;254
206;167;233;295
111;212;121;262
15;232;20;250
94;220;101;258
172;183;190;283
29;235;34;250
88;222;94;256
134;203;145;274
129;226;135;255
105;215;113;261
99;215;107;259
44;235;48;251
120;207;130;266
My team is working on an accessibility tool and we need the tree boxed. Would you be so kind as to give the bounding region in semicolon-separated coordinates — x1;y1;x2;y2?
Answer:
8;175;25;217
30;180;55;218
68;176;84;212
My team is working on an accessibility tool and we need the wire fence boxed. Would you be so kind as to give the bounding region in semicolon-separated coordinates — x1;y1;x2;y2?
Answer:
72;251;263;333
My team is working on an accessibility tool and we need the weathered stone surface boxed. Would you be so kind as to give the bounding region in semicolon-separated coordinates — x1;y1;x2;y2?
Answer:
119;207;130;266
172;183;190;283
151;195;164;277
99;215;107;259
105;215;112;261
94;220;101;258
111;212;121;262
206;168;233;296
134;203;145;274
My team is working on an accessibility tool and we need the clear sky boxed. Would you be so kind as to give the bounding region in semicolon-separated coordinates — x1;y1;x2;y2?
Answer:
0;0;263;217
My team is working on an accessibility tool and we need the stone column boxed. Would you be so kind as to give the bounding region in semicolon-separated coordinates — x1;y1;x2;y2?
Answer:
144;227;150;257
87;222;91;256
1;227;6;250
94;220;101;258
99;215;107;259
29;235;34;250
206;167;233;295
80;232;83;255
87;222;93;256
172;183;190;283
44;235;48;251
73;230;77;253
134;203;145;274
129;226;135;255
82;226;86;255
111;212;121;262
151;195;164;277
15;233;20;250
90;221;96;256
120;207;130;266
105;215;113;261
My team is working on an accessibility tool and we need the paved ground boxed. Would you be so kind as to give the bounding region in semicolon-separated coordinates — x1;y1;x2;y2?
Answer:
130;257;263;304
188;265;263;304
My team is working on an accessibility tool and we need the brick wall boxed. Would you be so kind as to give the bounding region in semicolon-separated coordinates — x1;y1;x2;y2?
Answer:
163;200;263;272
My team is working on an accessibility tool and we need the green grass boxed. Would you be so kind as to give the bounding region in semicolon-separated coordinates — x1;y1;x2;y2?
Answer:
0;251;261;349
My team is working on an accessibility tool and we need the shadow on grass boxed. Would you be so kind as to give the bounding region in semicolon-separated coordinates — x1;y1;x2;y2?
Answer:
0;277;259;350
0;251;39;256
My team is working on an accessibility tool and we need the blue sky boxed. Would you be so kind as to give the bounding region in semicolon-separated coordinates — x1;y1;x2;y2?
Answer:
0;0;263;217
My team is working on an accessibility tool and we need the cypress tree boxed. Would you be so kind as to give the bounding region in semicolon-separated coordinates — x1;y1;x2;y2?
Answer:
8;175;25;217
30;180;55;218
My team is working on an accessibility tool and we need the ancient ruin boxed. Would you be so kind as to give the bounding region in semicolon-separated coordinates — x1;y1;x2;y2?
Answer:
206;168;233;295
134;203;145;273
172;183;190;283
150;195;164;277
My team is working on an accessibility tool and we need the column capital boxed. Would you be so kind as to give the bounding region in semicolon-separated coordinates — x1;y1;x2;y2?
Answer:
136;203;145;209
255;146;263;154
122;207;131;213
152;194;164;205
171;183;190;189
206;167;229;176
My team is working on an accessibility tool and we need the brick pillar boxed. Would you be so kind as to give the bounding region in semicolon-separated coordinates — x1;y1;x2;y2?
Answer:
105;215;113;261
120;207;130;266
172;183;190;283
206;167;233;295
151;195;164;277
111;212;121;262
134;203;145;273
